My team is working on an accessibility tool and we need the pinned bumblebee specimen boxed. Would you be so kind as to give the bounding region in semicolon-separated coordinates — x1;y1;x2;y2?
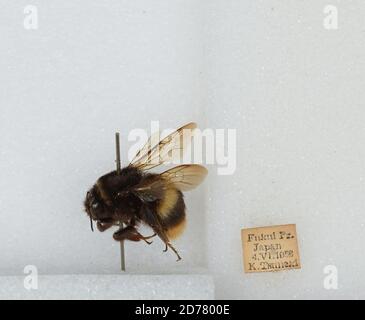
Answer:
84;123;207;261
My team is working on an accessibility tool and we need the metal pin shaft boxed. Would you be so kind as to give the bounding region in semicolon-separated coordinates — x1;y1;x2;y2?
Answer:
115;132;125;271
115;133;121;175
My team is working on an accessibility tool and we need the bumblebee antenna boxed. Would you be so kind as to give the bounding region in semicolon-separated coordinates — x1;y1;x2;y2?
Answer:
90;216;94;232
115;132;126;271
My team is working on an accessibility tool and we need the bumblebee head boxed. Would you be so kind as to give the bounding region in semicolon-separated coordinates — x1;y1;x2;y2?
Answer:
84;186;109;232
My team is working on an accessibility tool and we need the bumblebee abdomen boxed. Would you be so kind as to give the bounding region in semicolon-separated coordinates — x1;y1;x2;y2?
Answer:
157;188;186;239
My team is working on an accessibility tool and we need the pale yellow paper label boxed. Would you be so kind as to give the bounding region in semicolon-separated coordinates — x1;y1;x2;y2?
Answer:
241;224;301;273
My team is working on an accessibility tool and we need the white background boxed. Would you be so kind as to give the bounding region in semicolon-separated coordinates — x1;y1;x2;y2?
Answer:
0;1;364;299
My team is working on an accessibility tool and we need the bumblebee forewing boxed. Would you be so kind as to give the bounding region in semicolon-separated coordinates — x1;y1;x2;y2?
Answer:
131;130;161;165
130;122;197;171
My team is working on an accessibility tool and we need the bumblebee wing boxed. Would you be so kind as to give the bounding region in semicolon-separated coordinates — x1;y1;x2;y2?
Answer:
130;130;161;166
131;175;166;202
160;164;208;191
129;122;197;171
131;164;207;202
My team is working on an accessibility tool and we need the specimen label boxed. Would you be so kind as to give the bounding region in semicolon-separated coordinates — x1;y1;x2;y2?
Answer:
241;224;301;273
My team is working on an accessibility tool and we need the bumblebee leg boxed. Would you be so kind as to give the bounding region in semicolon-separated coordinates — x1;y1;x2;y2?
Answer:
143;233;157;242
134;232;157;244
153;228;182;261
159;238;181;261
124;218;157;243
166;242;182;261
143;239;153;245
96;222;113;232
134;231;156;244
113;226;155;245
140;204;182;261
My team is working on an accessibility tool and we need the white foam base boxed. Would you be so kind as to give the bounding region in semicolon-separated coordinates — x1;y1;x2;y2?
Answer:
0;274;214;300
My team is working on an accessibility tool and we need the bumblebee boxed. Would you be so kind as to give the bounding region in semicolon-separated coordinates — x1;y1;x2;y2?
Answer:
84;123;207;261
